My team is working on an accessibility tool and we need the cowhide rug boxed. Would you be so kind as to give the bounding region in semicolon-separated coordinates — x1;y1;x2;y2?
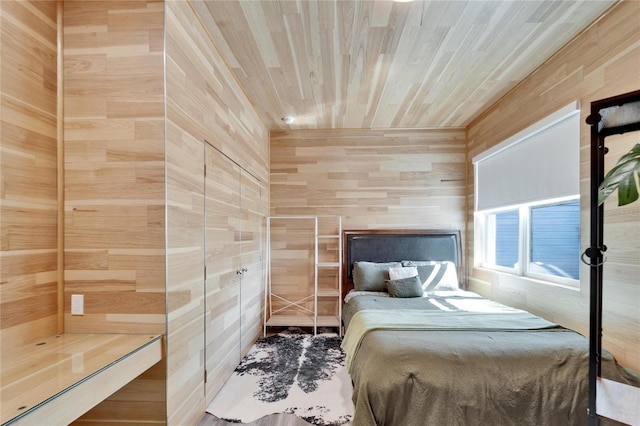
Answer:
206;331;353;425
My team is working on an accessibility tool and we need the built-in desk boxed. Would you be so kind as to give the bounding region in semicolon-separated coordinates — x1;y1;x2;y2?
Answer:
1;333;163;425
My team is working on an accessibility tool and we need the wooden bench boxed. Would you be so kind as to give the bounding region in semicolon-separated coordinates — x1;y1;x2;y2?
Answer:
1;333;163;426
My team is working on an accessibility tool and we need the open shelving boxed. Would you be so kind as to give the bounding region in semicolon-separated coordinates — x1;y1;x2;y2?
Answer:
264;215;342;336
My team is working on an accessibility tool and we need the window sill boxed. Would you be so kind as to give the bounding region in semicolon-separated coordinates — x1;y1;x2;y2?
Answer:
474;266;581;292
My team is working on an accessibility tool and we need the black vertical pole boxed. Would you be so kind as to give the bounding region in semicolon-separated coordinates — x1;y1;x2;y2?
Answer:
585;110;604;426
584;90;640;426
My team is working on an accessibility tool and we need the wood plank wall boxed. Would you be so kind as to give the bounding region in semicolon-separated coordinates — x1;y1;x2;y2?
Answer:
466;1;640;372
0;0;59;353
269;128;467;314
240;172;268;352
270;129;466;229
165;1;269;423
63;1;166;424
63;0;166;336
187;0;270;183
3;0;269;423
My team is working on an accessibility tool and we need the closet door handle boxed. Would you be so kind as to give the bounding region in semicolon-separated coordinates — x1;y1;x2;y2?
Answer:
242;267;248;273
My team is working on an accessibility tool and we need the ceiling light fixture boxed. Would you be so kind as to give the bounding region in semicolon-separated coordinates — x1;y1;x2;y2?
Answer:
282;116;295;124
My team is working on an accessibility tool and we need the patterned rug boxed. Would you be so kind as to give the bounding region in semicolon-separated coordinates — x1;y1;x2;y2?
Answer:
206;331;353;425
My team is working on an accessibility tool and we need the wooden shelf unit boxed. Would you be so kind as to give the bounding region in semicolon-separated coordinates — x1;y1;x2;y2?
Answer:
264;216;342;336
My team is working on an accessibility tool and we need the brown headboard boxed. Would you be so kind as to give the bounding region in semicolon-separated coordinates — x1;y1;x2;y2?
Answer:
341;229;464;301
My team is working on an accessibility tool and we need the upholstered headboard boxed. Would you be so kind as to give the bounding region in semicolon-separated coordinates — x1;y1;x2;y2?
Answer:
342;229;464;300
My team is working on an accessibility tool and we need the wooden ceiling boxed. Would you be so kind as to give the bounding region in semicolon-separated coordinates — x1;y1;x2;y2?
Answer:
193;0;617;130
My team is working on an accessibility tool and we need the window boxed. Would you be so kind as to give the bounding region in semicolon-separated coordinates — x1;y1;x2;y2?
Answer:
481;199;580;285
529;201;580;280
485;209;519;270
474;103;581;287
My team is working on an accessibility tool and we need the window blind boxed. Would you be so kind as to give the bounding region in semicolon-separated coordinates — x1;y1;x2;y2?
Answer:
473;103;580;211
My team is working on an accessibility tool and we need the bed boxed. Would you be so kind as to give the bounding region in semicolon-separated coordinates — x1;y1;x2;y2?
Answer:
340;229;639;426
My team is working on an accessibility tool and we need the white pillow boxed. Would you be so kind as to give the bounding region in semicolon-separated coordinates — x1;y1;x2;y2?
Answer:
388;266;418;280
401;261;459;291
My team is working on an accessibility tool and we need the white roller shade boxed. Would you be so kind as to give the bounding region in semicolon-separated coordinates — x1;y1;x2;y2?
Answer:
473;103;580;211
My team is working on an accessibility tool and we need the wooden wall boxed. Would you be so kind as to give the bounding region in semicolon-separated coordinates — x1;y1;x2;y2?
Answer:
270;129;466;230
188;0;270;183
3;0;269;423
63;0;166;424
63;0;166;336
0;0;59;353
164;2;206;423
165;1;269;424
466;1;640;372
269;129;466;312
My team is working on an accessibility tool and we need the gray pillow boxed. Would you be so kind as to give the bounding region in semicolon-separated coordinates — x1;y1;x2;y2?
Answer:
385;276;424;298
353;261;402;291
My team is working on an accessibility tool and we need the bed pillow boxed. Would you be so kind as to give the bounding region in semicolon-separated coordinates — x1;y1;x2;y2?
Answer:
401;260;459;291
388;266;418;280
353;261;402;292
385;276;424;298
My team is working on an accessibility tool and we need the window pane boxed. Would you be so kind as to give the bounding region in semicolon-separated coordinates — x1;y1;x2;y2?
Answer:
529;201;580;279
490;210;519;268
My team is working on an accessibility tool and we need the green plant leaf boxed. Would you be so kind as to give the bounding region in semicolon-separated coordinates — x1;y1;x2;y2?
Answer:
598;143;640;206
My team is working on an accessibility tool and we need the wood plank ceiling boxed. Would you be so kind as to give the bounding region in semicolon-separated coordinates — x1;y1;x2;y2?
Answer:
194;0;617;130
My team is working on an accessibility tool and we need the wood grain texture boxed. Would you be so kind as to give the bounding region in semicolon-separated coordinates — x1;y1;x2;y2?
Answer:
169;1;269;183
63;0;166;334
204;147;242;401
466;0;640;372
1;334;162;426
73;361;167;426
165;0;208;420
57;0;65;333
270;128;466;230
239;170;267;355
4;0;271;424
0;0;59;353
62;1;167;424
203;146;267;400
194;0;615;130
165;1;269;423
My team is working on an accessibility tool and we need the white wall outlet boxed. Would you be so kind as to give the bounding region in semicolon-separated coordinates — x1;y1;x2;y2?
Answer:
71;294;84;315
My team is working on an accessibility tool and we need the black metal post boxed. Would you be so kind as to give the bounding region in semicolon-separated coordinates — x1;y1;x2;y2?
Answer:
585;89;640;426
585;110;604;426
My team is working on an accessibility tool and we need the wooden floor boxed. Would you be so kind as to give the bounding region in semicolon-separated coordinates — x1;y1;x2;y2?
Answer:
198;413;326;426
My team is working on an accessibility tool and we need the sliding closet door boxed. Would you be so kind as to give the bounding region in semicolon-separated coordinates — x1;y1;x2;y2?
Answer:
240;171;266;355
204;146;241;400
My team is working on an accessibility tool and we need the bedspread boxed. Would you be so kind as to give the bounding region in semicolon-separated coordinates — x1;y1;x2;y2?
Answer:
342;292;640;426
342;308;558;374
